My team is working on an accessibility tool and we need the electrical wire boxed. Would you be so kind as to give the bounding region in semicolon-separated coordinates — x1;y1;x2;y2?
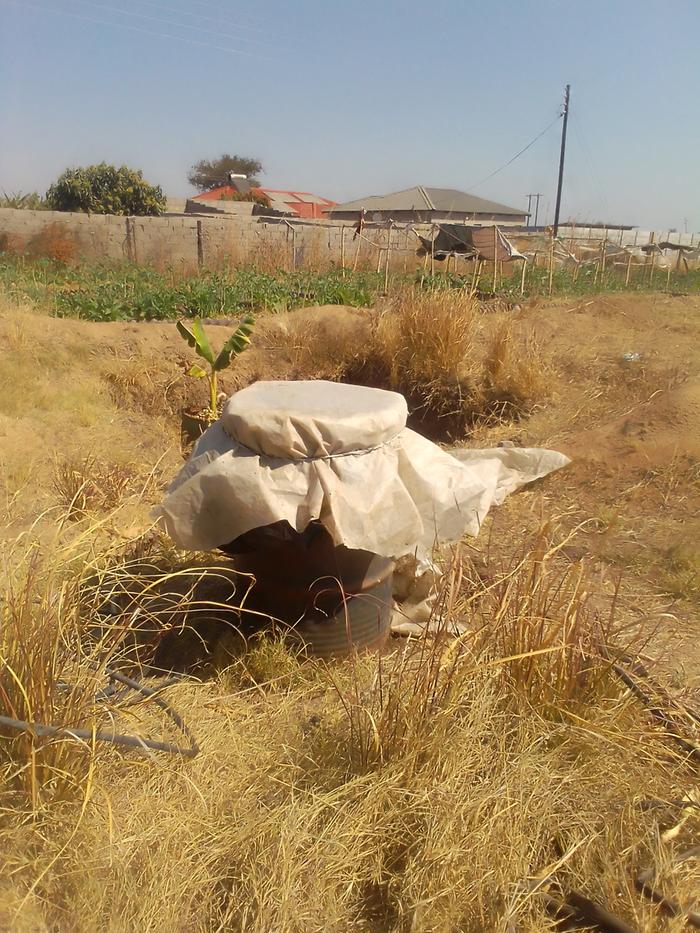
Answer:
570;111;610;220
64;0;277;49
468;114;562;191
133;0;269;34
1;0;264;58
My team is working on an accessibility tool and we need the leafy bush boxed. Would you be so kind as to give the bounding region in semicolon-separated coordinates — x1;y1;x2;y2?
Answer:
220;189;271;207
0;190;47;210
46;163;165;216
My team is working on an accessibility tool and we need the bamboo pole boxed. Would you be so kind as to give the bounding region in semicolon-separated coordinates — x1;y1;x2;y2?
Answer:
519;258;527;295
600;239;607;275
352;234;362;272
430;224;435;277
383;226;391;293
666;261;672;291
625;251;633;287
340;226;346;277
548;231;555;296
470;260;483;298
493;225;499;292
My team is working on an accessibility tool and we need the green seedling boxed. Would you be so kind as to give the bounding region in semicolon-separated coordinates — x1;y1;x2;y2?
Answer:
177;315;254;420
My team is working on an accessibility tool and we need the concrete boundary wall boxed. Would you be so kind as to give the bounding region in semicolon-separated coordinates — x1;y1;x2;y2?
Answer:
0;207;425;272
1;208;697;273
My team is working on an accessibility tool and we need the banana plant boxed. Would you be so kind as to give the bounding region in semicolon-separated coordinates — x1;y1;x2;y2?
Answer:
177;315;254;420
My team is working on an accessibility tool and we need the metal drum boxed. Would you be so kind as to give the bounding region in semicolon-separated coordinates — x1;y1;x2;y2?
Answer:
221;522;394;660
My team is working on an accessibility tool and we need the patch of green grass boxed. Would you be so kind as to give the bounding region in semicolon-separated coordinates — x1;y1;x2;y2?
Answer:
2;254;697;324
0;256;383;322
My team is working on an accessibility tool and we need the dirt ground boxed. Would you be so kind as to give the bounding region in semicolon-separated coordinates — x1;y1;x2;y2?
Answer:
2;290;699;931
1;291;699;688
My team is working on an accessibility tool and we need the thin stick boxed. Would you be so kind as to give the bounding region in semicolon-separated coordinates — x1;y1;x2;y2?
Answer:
520;258;527;295
666;261;672;291
384;225;391;293
493;225;499;292
340;226;346;277
430;224;435;277
470;260;483;298
352;234;362;272
625;251;633;287
196;220;204;271
548;231;555;296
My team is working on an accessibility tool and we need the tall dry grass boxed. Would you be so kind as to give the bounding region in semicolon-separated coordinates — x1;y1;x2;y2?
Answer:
1;518;697;931
286;288;552;438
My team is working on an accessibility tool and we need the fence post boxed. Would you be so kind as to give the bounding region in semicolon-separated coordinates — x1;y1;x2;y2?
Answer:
125;217;137;263
196;220;204;271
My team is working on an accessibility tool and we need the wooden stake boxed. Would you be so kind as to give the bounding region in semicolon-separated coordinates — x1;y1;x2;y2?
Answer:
666;261;672;291
600;239;607;275
625;251;633;287
384;226;391;293
352;234;362;272
430;224;435;277
470;260;483;298
196;220;204;271
519;258;527;295
340;226;346;277
548;231;555;296
493;225;499;292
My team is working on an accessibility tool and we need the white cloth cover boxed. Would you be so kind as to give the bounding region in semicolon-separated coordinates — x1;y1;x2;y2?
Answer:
156;381;570;559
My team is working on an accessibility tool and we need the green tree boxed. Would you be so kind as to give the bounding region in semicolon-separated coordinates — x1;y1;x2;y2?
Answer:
46;163;165;216
187;154;263;192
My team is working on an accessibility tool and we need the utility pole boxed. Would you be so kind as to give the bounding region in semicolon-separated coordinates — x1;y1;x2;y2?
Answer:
552;84;570;238
526;193;543;229
533;193;542;228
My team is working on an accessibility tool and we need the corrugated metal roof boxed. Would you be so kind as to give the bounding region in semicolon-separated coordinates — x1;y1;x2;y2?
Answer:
328;186;524;216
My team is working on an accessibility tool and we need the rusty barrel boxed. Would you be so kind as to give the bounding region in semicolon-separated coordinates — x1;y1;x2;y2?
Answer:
221;522;394;660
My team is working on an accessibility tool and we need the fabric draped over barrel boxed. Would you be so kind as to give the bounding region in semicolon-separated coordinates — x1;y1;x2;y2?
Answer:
155;381;570;560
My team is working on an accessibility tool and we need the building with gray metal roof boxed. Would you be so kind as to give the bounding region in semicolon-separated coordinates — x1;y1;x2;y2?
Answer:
326;186;527;226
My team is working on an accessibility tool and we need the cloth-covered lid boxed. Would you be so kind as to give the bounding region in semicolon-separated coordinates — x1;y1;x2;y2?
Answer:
221;380;407;460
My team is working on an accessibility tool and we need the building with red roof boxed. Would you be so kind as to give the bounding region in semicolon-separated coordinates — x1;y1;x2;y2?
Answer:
192;186;336;220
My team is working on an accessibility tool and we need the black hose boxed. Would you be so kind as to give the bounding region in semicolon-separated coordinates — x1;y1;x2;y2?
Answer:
0;668;199;758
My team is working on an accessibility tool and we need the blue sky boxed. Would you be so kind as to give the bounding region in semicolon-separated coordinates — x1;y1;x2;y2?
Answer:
1;0;698;230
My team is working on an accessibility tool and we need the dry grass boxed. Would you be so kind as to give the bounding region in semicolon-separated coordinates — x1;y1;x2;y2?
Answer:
52;455;141;518
0;518;698;931
2;289;700;930
285;289;552;438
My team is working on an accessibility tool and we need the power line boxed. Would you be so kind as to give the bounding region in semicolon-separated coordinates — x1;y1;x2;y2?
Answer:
64;0;276;49
135;0;270;34
469;114;562;191
570;111;610;219
1;0;264;57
